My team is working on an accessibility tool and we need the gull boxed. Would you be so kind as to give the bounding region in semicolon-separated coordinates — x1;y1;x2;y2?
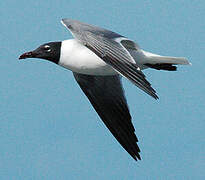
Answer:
19;19;190;161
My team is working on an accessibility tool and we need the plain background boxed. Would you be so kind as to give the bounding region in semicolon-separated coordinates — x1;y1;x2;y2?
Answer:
1;0;204;179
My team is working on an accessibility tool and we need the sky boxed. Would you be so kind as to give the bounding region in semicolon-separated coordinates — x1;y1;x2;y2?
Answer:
1;0;204;179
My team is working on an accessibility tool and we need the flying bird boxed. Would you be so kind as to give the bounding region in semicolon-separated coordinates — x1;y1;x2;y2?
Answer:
19;19;190;161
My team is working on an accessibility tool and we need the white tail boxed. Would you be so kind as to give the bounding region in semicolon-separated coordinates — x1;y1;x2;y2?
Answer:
142;50;191;71
142;50;190;65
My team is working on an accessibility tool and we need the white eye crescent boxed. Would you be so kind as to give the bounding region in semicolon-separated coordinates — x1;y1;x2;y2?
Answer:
44;45;51;52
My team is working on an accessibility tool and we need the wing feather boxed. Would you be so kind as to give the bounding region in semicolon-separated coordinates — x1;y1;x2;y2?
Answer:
62;19;158;99
73;73;141;161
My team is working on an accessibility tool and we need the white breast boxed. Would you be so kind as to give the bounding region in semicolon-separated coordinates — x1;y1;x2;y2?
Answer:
59;39;117;75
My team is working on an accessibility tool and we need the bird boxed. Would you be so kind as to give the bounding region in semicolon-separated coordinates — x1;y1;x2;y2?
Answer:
19;19;190;161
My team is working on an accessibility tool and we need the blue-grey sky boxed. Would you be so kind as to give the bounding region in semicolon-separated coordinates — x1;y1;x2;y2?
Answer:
1;0;204;179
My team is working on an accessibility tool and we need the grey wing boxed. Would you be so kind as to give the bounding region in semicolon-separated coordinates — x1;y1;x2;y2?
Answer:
62;19;158;99
73;73;141;161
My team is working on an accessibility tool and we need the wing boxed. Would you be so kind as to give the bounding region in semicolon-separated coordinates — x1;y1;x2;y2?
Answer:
62;19;158;99
73;73;141;161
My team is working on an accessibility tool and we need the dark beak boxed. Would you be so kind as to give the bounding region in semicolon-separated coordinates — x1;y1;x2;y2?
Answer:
19;51;37;60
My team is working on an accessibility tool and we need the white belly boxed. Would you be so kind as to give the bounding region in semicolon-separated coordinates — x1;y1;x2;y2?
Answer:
59;39;117;75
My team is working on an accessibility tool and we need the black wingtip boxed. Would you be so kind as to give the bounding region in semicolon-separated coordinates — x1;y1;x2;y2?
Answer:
146;87;159;100
131;154;141;162
136;154;141;161
153;94;159;100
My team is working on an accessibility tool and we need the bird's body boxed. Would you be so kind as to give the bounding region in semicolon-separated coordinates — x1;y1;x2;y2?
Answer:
59;39;182;75
59;39;116;75
19;19;190;161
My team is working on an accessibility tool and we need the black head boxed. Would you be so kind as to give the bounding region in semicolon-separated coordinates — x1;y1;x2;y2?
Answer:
19;42;62;64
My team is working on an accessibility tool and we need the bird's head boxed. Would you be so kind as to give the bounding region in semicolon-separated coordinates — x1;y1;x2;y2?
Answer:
19;42;62;64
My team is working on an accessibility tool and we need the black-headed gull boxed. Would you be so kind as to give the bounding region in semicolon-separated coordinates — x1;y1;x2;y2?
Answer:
19;19;190;161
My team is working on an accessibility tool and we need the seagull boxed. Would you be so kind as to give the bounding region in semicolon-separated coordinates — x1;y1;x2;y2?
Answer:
19;19;190;161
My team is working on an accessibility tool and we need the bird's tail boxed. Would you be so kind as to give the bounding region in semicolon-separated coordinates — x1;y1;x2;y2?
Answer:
142;51;191;71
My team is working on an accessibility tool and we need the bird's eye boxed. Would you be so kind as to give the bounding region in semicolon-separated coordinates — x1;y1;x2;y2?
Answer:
44;45;51;52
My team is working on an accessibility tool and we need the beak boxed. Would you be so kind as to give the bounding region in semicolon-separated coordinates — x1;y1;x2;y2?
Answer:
19;50;37;60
